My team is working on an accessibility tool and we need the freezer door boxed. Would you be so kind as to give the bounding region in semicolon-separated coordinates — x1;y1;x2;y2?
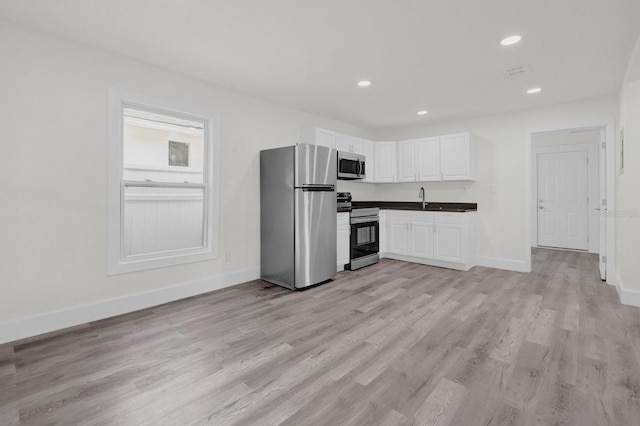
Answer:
295;187;337;288
295;144;337;187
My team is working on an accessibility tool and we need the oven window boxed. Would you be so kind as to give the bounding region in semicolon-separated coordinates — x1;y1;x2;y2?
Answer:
357;227;375;245
351;221;379;260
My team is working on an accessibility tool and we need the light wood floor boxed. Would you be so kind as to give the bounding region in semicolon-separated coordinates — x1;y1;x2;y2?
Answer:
2;249;640;425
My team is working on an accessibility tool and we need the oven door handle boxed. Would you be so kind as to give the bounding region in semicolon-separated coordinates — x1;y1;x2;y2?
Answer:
350;217;379;224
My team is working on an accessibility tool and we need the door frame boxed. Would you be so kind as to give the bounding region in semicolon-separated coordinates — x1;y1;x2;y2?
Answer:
524;120;616;286
532;143;598;253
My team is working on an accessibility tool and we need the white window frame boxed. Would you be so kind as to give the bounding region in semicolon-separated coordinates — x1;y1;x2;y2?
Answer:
107;88;220;275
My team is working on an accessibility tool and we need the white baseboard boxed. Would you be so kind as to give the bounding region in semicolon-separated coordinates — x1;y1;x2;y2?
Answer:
616;274;640;307
475;256;530;273
0;267;260;345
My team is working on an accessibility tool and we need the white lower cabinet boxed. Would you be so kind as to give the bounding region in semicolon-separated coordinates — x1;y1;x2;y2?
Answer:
385;210;475;271
378;210;387;256
435;223;465;262
411;221;435;258
389;219;411;255
337;213;350;271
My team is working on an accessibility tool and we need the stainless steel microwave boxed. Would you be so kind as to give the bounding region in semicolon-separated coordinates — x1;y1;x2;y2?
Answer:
337;151;365;180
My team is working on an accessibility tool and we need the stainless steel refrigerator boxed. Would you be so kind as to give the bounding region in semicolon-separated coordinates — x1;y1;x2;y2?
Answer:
260;143;337;290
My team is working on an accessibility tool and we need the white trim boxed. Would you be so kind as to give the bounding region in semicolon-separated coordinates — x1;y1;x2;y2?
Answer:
124;164;204;174
107;87;221;275
0;267;260;345
605;121;616;285
524;129;532;272
615;274;640;307
383;253;474;271
475;256;529;273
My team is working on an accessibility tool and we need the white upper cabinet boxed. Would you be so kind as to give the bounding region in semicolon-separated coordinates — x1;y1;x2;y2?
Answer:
397;137;442;182
301;127;336;149
417;137;441;181
302;127;474;182
362;139;375;183
440;133;474;180
336;133;363;154
374;142;397;183
396;134;473;182
397;140;417;182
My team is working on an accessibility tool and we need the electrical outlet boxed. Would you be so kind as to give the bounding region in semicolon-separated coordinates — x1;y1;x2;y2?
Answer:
224;250;231;262
491;185;497;193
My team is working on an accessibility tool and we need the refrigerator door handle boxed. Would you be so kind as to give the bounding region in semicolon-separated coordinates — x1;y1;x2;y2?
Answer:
301;186;336;192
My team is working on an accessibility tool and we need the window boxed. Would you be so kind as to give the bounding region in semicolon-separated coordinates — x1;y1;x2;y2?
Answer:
108;89;219;274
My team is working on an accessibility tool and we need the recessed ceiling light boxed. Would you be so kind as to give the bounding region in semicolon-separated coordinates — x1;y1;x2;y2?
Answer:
417;110;428;116
500;35;522;46
527;87;542;94
357;80;371;87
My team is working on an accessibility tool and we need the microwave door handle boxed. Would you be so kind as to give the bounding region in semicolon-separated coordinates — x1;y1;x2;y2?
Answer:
356;161;362;177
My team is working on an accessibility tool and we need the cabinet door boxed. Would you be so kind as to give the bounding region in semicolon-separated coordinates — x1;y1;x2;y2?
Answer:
314;128;336;149
350;138;364;155
379;212;387;253
337;225;350;269
337;213;350;269
389;220;411;255
374;142;397;182
362;140;375;183
434;224;465;262
417;137;441;181
440;133;471;180
397;141;417;182
411;221;434;259
335;133;354;152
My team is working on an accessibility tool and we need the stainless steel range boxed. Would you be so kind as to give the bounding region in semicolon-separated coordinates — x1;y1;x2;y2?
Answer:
346;207;379;270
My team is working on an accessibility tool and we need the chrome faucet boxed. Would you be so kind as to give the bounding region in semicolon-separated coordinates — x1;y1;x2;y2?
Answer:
419;187;427;209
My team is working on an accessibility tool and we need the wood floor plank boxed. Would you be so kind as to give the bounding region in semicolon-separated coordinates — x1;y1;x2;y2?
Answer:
2;248;640;425
411;377;466;426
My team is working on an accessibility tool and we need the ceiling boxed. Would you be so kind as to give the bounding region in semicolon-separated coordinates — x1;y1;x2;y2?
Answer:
2;0;640;131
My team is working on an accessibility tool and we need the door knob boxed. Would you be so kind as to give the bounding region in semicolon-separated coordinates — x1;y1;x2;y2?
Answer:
539;206;544;209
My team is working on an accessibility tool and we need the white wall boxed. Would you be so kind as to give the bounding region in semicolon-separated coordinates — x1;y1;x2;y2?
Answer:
0;21;371;338
616;36;640;303
343;97;618;269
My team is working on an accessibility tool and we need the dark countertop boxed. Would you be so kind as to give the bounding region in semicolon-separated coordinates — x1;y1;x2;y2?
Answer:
351;201;477;212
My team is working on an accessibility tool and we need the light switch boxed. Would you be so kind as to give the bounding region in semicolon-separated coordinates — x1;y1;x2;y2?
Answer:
491;185;497;193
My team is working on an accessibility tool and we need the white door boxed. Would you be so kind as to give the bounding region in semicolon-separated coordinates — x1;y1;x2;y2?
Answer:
362;140;375;183
397;141;417;182
440;133;470;180
598;130;606;279
336;133;362;153
375;142;397;183
411;221;434;258
417;137;441;181
434;224;464;262
389;220;411;255
537;151;589;250
337;224;350;270
315;128;336;149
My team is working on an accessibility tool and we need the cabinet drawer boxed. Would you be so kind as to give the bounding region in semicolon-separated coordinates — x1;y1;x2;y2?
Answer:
434;212;465;225
337;212;350;226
